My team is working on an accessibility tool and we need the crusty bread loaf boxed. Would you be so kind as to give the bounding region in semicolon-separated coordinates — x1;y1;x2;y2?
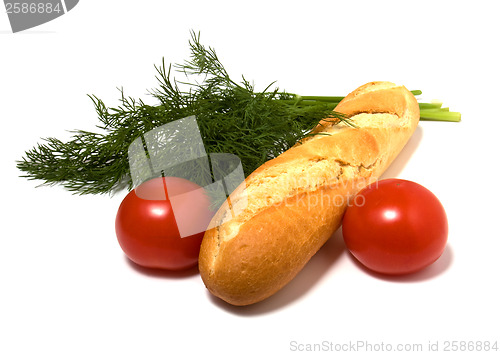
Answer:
199;81;420;306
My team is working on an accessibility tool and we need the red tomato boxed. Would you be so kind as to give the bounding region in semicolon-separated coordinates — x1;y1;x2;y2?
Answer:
342;179;448;275
115;176;214;271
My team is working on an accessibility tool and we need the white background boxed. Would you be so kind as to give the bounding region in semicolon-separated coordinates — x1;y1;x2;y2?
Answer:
1;1;499;354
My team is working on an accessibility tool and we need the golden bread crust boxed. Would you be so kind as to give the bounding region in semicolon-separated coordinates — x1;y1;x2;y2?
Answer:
199;81;420;305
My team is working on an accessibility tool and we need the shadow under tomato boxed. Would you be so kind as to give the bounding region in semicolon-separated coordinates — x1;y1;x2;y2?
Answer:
347;243;454;282
207;228;346;316
124;256;200;279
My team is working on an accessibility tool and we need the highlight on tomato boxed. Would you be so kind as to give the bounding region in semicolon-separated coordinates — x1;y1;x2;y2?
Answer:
115;176;215;271
342;178;448;275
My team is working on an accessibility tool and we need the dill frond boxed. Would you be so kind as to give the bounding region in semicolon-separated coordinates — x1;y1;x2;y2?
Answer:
16;31;350;195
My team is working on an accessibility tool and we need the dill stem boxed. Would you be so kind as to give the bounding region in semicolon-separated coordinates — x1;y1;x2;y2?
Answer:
419;101;443;110
420;107;449;112
288;90;460;122
296;95;344;103
295;90;422;103
419;110;461;122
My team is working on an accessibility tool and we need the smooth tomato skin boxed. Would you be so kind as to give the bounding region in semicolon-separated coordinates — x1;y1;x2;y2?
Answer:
115;177;212;271
342;179;448;275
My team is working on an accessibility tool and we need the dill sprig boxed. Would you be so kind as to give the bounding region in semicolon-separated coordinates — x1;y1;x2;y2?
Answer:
17;31;345;195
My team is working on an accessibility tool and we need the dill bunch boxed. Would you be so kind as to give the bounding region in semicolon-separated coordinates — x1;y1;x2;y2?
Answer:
17;32;460;195
17;31;344;195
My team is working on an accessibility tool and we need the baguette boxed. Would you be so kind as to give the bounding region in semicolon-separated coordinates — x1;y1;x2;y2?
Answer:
199;81;420;306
